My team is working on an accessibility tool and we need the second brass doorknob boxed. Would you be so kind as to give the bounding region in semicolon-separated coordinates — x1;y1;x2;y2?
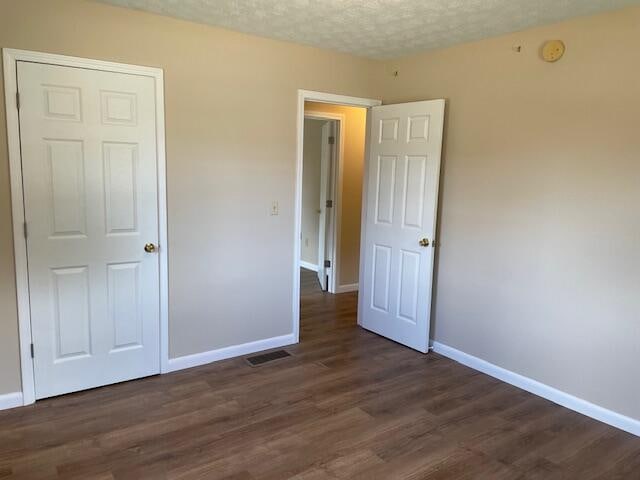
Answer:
419;238;430;247
144;243;157;253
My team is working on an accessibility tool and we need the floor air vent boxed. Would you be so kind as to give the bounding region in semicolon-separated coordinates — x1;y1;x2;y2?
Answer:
246;349;291;366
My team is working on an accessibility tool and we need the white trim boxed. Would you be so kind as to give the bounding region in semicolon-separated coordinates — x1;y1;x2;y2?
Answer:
2;48;169;405
304;110;345;294
357;108;374;327
2;50;34;406
166;334;296;372
336;283;359;294
299;261;319;272
432;341;640;437
155;66;170;376
0;392;23;411
300;90;383;109
294;90;381;342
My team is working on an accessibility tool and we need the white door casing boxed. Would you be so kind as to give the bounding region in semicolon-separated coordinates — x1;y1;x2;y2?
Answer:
17;60;161;399
358;100;445;353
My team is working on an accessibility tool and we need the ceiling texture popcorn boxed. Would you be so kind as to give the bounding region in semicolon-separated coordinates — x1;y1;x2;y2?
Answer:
97;0;639;58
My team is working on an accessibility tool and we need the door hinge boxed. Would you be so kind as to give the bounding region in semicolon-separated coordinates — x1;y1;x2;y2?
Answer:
16;92;20;110
328;136;335;145
324;260;331;268
30;343;34;358
326;200;333;208
23;221;28;239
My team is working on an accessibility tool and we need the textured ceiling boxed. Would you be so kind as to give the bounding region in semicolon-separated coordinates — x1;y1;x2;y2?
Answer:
96;0;639;59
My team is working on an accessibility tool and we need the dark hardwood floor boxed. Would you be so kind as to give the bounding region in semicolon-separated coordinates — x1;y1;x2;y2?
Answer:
1;268;638;479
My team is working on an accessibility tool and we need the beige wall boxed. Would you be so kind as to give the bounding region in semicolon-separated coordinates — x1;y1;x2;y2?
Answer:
379;7;640;419
1;0;638;423
0;0;379;394
301;119;324;266
304;102;367;287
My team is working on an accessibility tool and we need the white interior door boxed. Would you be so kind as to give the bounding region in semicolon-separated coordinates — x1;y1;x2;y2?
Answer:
17;61;161;399
317;121;336;291
317;122;329;290
358;100;445;353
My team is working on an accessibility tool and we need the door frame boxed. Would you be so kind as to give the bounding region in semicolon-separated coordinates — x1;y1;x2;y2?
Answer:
293;90;381;342
302;112;344;293
2;48;169;406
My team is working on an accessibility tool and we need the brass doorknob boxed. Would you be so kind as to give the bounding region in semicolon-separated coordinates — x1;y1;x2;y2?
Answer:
144;243;157;253
419;238;430;247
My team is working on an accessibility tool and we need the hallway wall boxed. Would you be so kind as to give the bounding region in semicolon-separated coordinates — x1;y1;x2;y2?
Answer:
301;119;324;267
304;102;367;288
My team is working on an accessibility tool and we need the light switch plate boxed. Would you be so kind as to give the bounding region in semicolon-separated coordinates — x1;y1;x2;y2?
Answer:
271;201;279;216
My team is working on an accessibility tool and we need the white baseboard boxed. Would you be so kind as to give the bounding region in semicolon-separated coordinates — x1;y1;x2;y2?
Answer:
166;334;296;373
336;283;358;293
431;341;640;437
300;261;319;272
0;392;23;411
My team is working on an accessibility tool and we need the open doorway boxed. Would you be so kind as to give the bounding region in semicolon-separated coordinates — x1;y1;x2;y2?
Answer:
301;103;369;296
294;90;446;352
300;114;339;292
295;91;379;341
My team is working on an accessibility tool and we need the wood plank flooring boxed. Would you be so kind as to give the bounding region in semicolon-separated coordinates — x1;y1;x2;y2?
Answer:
0;268;638;479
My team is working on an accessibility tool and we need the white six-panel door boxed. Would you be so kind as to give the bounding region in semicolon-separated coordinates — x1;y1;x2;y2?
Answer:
17;61;160;399
358;100;445;353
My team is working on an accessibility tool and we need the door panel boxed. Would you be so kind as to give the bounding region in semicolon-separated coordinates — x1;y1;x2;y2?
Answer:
402;156;427;229
372;244;392;311
375;155;396;225
47;139;87;237
359;100;445;353
103;142;139;234
108;262;143;351
398;249;420;323
17;61;160;399
51;266;91;360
